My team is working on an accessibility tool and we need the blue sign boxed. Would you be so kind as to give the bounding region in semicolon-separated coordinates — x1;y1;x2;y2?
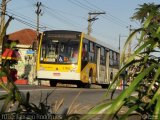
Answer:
26;50;35;54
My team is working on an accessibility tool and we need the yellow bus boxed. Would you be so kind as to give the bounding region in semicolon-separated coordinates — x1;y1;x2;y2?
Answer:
36;30;119;88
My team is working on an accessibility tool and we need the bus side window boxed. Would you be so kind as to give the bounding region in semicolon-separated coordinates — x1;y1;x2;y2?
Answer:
82;44;88;60
100;47;105;65
81;43;88;70
89;42;95;62
110;72;113;80
109;50;113;66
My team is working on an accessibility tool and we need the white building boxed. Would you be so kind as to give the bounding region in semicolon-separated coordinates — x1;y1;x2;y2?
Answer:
8;28;37;84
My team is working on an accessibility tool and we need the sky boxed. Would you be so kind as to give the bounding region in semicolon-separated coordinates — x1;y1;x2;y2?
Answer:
4;0;160;51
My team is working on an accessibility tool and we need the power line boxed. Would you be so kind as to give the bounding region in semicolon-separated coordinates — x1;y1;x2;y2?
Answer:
5;7;57;31
67;0;91;11
67;0;133;50
43;7;77;29
14;17;37;29
1;9;44;31
101;15;127;28
5;11;43;30
68;0;130;28
43;5;87;21
74;0;95;11
24;0;35;6
7;10;37;25
10;5;33;10
4;0;58;30
84;0;130;26
43;5;85;30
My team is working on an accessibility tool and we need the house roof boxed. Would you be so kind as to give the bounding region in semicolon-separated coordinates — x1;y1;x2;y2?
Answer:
8;29;37;45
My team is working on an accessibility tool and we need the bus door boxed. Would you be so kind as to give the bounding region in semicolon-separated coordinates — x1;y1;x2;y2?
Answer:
96;47;101;83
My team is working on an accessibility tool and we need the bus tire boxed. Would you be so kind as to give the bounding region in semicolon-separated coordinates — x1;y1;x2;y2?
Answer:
50;80;57;87
77;83;82;88
101;84;109;89
81;83;91;88
77;82;91;88
86;77;92;88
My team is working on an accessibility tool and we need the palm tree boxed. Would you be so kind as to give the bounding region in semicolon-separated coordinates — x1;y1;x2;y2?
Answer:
82;3;160;120
131;3;160;24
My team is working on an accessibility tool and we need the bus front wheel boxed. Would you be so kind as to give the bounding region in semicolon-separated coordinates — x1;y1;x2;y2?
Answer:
50;80;57;87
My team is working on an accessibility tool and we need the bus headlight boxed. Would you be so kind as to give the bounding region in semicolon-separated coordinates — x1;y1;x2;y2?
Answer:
70;64;77;72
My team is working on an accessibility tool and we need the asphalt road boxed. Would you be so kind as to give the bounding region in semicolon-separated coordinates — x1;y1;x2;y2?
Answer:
0;85;122;114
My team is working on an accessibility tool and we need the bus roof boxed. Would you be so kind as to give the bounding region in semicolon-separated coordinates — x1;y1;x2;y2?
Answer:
44;30;81;35
83;32;119;53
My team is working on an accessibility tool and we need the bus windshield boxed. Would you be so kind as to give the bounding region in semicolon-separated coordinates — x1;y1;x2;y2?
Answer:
40;35;80;64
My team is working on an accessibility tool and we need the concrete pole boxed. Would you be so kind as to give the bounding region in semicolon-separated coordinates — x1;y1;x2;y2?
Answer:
0;0;7;66
36;2;42;37
87;14;91;35
0;0;6;33
127;25;135;58
87;12;106;35
33;2;42;85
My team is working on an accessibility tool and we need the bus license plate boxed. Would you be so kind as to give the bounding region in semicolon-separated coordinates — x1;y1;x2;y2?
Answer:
53;73;61;76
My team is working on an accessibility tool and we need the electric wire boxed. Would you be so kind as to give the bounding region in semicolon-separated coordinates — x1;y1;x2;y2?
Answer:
84;0;130;26
42;5;86;30
42;5;87;21
67;0;134;50
73;0;95;11
67;0;91;11
6;10;44;31
6;7;58;30
10;5;33;10
23;0;35;6
82;0;128;27
68;0;130;28
0;0;40;31
2;11;42;31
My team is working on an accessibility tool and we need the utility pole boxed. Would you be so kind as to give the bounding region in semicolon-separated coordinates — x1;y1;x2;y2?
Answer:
119;34;128;90
118;34;121;53
119;35;128;52
87;12;105;35
0;0;8;66
36;2;42;37
127;25;134;58
33;2;42;85
0;0;7;34
119;34;128;58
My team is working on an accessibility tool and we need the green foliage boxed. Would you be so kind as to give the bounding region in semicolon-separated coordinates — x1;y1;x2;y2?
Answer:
0;16;53;120
131;3;160;23
0;15;84;120
83;3;160;120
